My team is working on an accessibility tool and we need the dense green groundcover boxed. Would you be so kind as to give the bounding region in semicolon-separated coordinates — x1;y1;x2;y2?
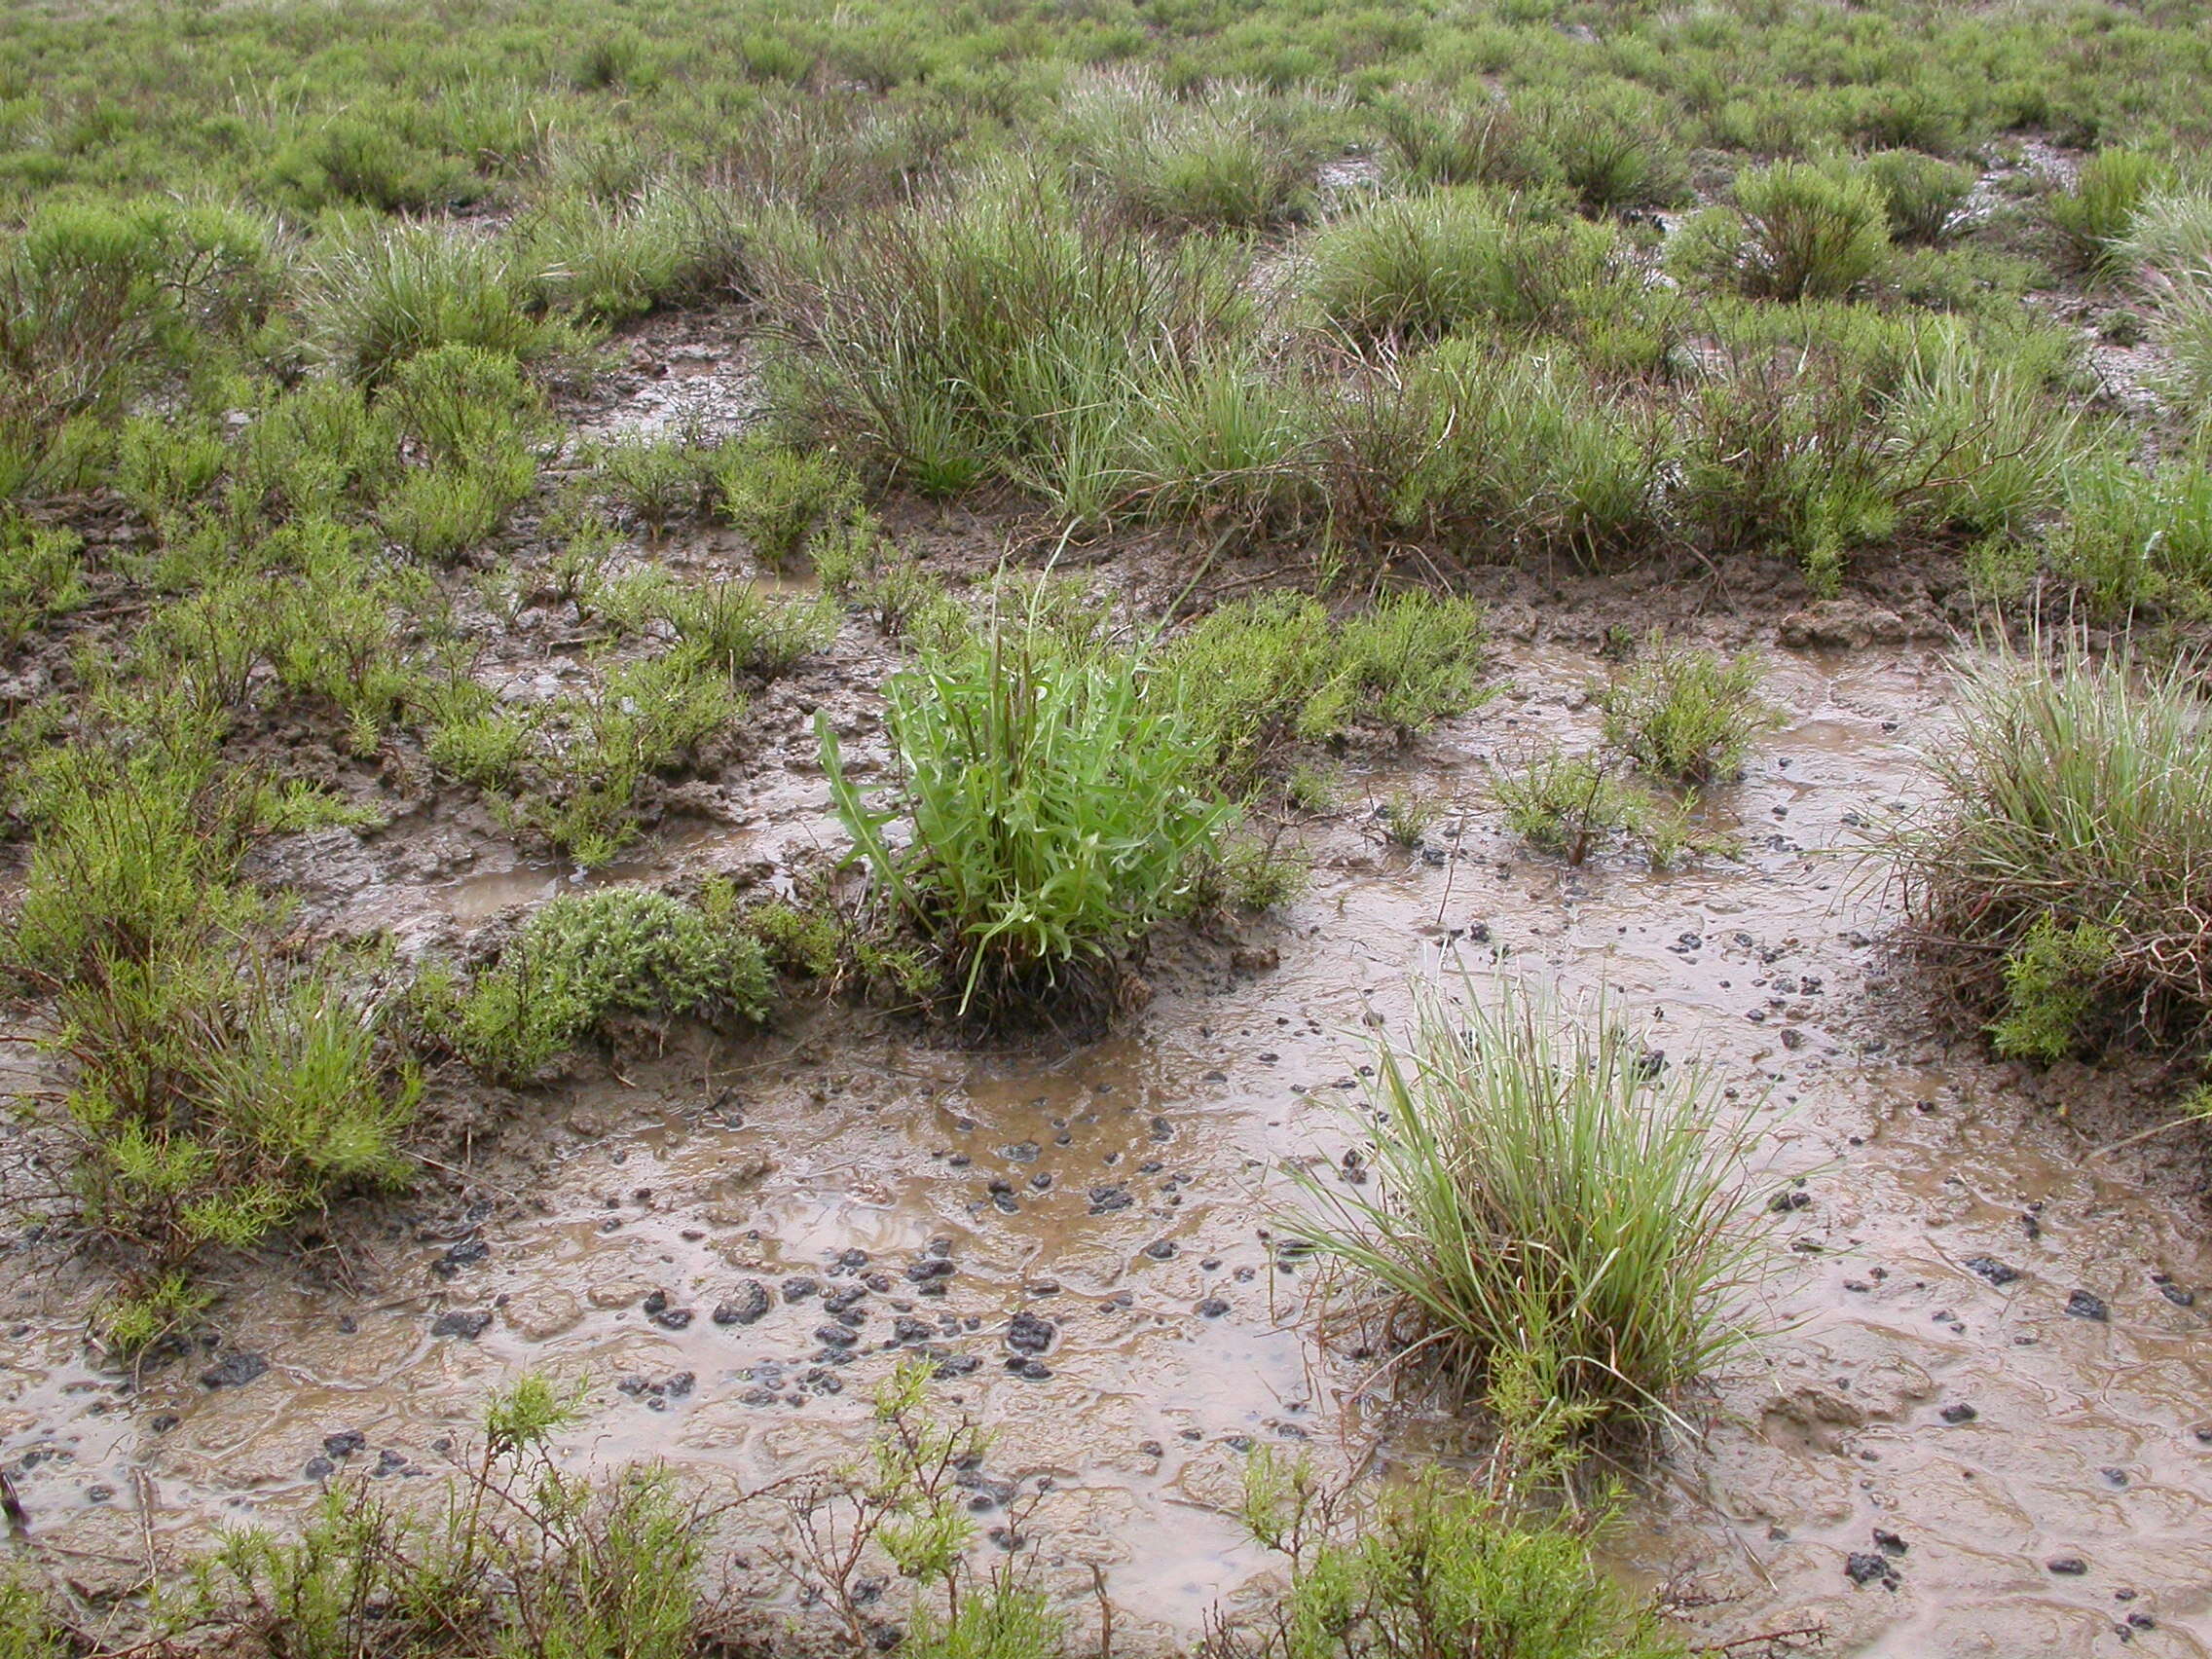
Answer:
3;0;2212;209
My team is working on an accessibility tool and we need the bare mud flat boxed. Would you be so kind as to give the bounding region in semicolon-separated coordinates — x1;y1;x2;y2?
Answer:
6;639;2211;1657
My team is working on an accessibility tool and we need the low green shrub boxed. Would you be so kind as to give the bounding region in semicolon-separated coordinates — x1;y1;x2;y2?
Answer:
230;379;402;524
1229;1454;1688;1659
1861;149;1977;245
1989;916;2119;1062
503;651;745;866
596;566;834;677
198;1375;704;1659
0;1576;72;1659
712;438;857;565
1288;978;1756;1438
0;197;277;495
1599;636;1780;784
0;516;87;650
589;430;716;538
383;342;549;466
8;736;420;1276
820;604;1232;1020
423;885;770;1082
664;580;836;678
378;455;535;563
9;751;265;979
114;414;228;520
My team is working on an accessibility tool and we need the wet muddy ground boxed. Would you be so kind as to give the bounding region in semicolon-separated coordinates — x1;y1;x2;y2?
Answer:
6;636;2212;1657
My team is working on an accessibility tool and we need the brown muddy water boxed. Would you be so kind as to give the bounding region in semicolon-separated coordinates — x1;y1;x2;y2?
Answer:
5;641;2211;1657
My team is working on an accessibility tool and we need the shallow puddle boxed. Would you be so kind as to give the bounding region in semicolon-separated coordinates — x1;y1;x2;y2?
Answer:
5;641;2210;1656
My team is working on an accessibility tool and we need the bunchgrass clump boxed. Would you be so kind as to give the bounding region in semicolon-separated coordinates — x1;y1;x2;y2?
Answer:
819;601;1232;1021
1288;979;1756;1440
2048;440;2212;612
2119;190;2212;413
1879;643;2212;1058
758;172;1249;506
2049;148;2174;273
1861;149;1978;246
300;223;574;383
1695;161;1891;301
1304;188;1611;345
1069;75;1326;233
1599;636;1781;784
520;178;749;322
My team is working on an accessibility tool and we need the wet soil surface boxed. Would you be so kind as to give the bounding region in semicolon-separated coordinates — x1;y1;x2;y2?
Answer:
6;641;2212;1657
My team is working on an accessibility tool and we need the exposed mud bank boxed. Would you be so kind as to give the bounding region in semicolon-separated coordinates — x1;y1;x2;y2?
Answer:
6;637;2210;1656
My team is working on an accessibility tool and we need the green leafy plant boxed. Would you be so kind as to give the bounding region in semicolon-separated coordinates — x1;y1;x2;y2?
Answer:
819;601;1232;1021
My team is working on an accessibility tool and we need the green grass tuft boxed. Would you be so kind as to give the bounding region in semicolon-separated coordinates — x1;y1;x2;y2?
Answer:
1288;978;1757;1440
1879;643;2212;1057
